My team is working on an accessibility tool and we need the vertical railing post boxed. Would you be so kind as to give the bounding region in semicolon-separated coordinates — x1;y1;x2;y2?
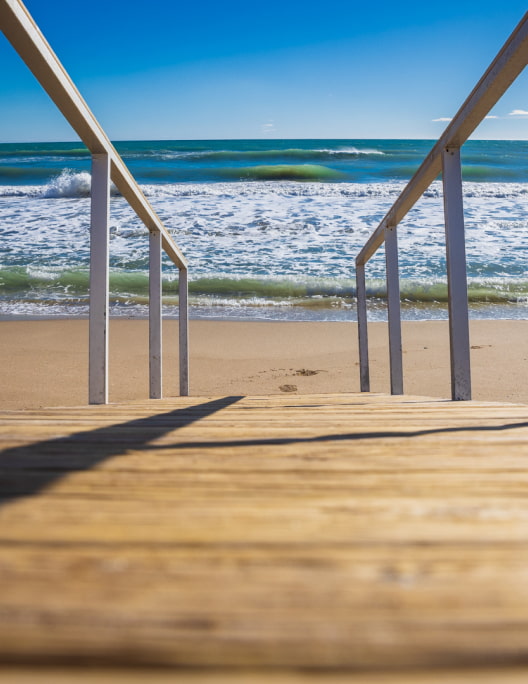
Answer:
89;153;110;405
442;146;471;400
356;263;370;392
384;225;403;395
179;266;189;396
149;230;162;399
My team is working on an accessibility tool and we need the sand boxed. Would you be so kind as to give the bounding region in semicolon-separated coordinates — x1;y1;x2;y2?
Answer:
0;318;527;410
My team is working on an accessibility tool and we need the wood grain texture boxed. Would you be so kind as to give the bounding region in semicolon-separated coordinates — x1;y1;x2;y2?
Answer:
0;393;528;676
1;666;528;684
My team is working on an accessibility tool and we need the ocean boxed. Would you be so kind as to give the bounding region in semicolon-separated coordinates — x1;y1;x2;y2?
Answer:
0;138;527;321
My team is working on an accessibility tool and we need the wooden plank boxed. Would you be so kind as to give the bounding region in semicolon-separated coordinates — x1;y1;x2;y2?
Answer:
1;666;528;683
0;394;527;671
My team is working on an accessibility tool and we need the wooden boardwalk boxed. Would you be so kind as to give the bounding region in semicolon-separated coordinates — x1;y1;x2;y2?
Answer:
1;392;528;681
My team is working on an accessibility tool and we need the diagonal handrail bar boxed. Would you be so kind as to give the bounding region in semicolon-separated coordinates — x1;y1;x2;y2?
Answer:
0;0;189;402
0;0;186;268
357;12;528;266
355;12;528;401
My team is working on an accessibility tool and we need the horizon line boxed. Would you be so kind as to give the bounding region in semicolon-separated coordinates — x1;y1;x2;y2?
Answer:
1;136;528;145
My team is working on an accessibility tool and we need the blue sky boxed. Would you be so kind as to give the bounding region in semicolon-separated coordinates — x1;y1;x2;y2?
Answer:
1;0;527;141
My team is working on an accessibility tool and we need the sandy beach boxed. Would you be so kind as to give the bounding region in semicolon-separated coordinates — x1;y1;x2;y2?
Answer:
0;318;526;409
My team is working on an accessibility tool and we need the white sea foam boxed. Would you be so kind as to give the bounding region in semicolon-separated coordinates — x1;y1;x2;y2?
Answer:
2;181;527;279
1;178;528;319
41;170;92;198
325;147;385;156
2;177;528;201
0;170;122;199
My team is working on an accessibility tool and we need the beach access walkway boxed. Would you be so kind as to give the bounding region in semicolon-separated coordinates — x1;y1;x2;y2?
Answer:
1;392;528;682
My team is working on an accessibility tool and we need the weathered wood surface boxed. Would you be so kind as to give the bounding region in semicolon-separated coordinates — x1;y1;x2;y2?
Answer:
0;393;528;677
1;666;528;683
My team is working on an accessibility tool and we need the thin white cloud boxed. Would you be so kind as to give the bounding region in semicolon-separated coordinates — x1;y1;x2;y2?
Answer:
509;109;528;117
433;114;498;123
261;121;276;136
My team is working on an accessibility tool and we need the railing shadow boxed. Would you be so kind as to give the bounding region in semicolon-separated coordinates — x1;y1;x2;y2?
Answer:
143;420;528;451
2;396;527;509
0;396;243;507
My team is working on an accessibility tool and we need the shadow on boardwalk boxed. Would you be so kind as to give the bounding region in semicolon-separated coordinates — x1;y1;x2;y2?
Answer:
0;395;527;506
160;418;528;451
0;396;243;506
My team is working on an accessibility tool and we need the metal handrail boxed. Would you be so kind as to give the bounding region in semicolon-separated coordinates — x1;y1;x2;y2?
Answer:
0;0;189;403
355;12;528;401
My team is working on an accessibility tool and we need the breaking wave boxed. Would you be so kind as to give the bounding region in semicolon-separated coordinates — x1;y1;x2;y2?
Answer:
2;268;527;305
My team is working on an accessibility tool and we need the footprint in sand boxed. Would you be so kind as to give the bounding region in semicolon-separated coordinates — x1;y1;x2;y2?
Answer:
279;384;297;393
294;369;319;376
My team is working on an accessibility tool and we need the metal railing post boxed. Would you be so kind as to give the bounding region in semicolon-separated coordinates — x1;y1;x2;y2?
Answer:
149;230;162;399
2;0;190;404
89;153;110;405
442;147;471;400
356;263;370;392
385;225;403;395
179;267;189;396
350;14;528;401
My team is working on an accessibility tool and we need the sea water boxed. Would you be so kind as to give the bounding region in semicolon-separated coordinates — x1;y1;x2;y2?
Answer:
0;139;527;321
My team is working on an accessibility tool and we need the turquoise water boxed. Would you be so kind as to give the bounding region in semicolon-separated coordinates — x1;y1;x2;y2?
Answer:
2;139;528;185
0;139;527;320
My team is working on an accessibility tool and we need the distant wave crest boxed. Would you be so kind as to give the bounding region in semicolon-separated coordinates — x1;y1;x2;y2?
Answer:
223;164;344;181
165;147;386;163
